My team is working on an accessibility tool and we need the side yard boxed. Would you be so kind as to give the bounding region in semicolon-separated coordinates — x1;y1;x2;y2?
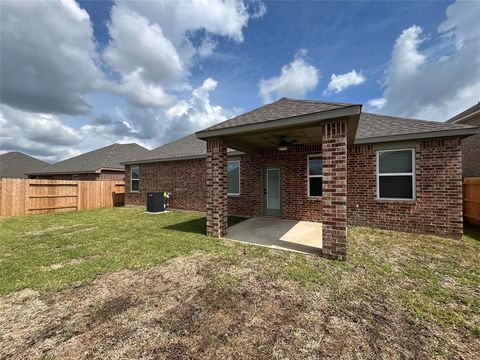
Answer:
0;207;479;359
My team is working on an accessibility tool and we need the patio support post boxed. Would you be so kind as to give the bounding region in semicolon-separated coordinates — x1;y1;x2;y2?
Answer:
206;137;228;237
322;121;348;260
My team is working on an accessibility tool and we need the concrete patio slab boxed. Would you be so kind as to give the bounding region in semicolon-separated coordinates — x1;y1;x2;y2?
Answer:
225;217;322;254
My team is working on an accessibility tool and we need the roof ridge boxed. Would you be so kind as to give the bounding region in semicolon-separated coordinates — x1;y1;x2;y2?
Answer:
280;97;354;107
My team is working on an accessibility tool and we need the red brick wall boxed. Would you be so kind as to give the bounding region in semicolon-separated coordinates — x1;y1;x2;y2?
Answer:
228;144;324;221
98;170;125;181
206;137;228;237
125;160;206;211
347;138;463;237
125;138;464;238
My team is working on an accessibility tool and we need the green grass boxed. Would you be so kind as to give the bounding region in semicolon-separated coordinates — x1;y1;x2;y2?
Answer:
0;207;246;295
0;207;479;339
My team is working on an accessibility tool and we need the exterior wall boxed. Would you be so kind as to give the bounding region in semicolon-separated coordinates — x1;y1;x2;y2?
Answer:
98;170;125;181
457;114;480;177
228;144;323;221
347;138;463;238
124;137;464;238
125;160;206;211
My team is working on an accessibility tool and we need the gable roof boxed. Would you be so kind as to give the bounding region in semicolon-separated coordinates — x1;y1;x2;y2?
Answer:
123;98;478;164
201;98;356;132
0;152;49;178
446;102;480;123
29;143;148;175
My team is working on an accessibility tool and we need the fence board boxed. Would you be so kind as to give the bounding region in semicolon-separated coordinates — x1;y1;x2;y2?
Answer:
464;177;480;226
0;179;125;217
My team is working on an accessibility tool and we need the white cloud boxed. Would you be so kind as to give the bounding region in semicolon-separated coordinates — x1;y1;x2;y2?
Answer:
0;105;83;161
377;1;480;120
0;0;101;115
365;98;387;112
259;50;320;103
101;70;177;108
103;6;184;85
324;69;366;94
0;0;263;160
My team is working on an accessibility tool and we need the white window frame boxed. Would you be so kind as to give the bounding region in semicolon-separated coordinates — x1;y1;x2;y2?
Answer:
71;175;80;180
227;160;241;196
376;148;415;201
307;154;323;199
130;165;140;193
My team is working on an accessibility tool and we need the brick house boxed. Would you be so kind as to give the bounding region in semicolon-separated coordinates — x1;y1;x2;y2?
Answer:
123;98;478;259
447;102;480;177
28;143;147;181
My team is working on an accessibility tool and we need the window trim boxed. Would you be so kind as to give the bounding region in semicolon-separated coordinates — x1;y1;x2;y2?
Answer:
130;165;140;193
227;160;241;196
376;148;416;201
307;154;323;199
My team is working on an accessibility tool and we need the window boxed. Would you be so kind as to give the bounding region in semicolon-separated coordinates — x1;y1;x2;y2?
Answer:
71;175;80;180
308;155;322;197
377;149;415;200
130;165;140;192
227;160;240;195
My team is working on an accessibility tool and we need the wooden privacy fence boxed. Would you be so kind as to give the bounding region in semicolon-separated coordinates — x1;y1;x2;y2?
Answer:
0;179;125;217
464;177;480;226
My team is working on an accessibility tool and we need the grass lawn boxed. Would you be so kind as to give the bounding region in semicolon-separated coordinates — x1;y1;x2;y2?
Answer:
0;207;479;359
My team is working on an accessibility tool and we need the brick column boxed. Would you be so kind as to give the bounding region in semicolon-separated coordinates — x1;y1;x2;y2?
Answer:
322;121;348;260
206;137;228;237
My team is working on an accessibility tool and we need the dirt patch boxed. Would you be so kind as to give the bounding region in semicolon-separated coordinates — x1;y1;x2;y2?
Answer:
0;252;478;359
45;256;98;270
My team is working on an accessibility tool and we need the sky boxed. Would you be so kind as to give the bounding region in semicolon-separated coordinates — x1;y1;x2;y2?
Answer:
1;0;479;162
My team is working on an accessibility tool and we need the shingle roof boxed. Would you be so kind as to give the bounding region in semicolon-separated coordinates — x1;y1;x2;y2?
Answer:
0;152;49;178
123;98;478;164
356;112;474;140
202;98;355;132
123;134;238;164
447;102;480;123
29;143;148;175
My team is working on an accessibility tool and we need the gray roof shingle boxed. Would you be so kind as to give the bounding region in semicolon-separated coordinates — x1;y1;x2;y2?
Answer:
124;134;238;164
356;112;474;140
29;143;148;175
0;152;49;178
123;98;478;164
202;98;355;131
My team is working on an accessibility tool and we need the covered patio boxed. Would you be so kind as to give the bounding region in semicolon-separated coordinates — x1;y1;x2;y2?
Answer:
196;99;361;260
225;217;323;254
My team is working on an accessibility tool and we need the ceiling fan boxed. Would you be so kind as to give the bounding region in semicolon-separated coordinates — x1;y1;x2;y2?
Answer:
275;135;300;151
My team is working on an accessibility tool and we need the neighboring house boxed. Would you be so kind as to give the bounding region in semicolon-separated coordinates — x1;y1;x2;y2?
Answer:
28;143;148;181
446;102;480;177
122;98;478;259
0;152;49;179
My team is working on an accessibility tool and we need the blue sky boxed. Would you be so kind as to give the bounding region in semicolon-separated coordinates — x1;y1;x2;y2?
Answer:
1;0;479;161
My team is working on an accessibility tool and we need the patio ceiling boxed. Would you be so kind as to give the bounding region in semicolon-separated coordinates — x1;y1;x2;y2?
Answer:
197;106;361;153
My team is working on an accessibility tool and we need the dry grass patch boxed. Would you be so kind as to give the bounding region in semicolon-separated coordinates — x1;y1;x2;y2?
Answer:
0;208;479;359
